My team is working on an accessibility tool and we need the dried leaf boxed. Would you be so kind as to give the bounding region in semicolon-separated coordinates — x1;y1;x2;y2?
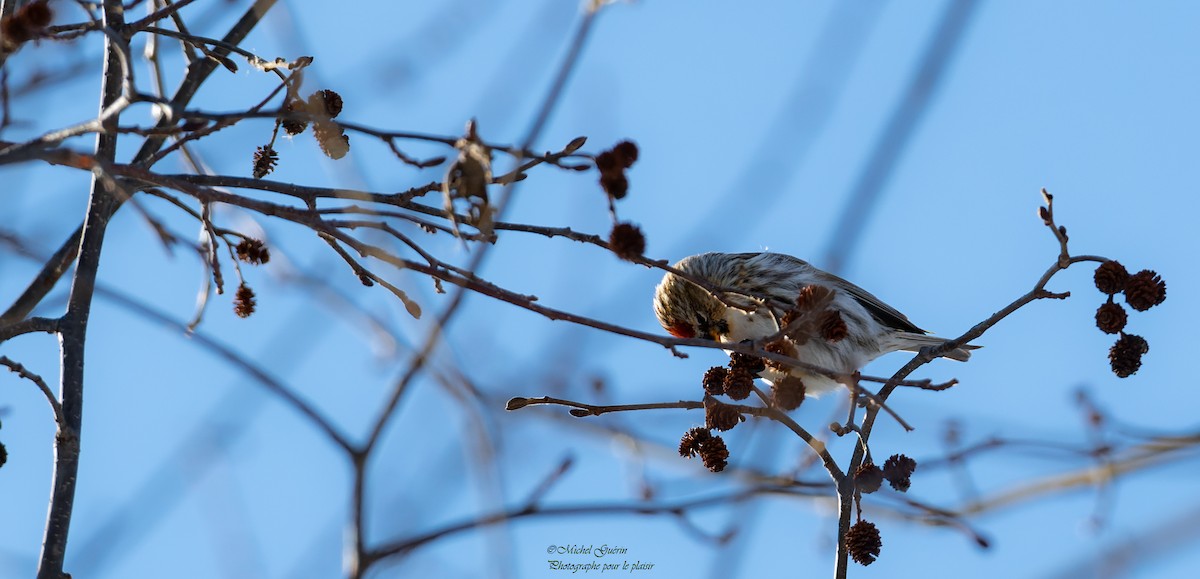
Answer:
443;119;493;239
314;121;349;159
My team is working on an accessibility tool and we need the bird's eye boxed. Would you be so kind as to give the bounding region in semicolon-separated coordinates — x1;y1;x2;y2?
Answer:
696;316;711;337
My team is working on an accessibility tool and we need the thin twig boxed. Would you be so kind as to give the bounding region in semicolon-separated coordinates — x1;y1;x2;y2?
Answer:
128;0;202;31
508;396;844;483
0;356;67;427
366;486;817;565
0;316;59;343
835;191;1111;577
0;0;281;336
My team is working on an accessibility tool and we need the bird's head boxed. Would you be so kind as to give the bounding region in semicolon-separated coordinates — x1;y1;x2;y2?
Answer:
653;254;732;341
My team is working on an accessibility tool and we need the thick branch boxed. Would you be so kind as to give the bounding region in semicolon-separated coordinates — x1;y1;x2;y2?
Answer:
37;3;126;577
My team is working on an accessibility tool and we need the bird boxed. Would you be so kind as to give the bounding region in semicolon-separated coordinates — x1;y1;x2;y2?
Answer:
653;252;973;397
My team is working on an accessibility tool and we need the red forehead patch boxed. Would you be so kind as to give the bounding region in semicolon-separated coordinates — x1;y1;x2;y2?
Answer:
666;320;695;339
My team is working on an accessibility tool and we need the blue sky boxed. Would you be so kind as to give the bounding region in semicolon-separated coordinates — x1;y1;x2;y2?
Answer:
1;1;1197;578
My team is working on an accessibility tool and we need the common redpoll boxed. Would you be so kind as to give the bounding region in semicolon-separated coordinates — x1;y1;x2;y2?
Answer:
653;252;973;397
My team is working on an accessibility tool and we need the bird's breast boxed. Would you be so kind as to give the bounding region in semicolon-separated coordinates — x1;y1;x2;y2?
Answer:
721;308;779;343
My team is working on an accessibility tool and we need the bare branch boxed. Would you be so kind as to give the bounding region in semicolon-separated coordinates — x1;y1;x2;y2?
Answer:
0;355;66;428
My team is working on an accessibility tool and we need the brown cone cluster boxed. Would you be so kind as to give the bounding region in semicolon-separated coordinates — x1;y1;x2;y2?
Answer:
778;285;844;347
705;400;743;432
598;140;644;262
779;309;799;330
729;351;766;374
678;427;711;458
701;366;728;396
252;145;279;179
678;427;729;472
694;338;814;413
882;454;916;492
310;89;343;118
608;222;645;261
235;239;271;265
697;353;761;403
1124;270;1166;312
699;436;729;472
721;367;754;400
1091;261;1164;378
595;140;638;200
846;520;882;566
1094;300;1126;334
818;310;848;342
1093;261;1166;311
770;376;806;411
281;99;309;136
763;339;798;371
854;461;884;494
234;283;257;318
1;1;52;54
795;284;834;312
1093;260;1129;295
1109;333;1149;378
276;89;350;160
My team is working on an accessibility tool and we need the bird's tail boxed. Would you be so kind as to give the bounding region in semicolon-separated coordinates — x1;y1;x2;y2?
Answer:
895;333;978;362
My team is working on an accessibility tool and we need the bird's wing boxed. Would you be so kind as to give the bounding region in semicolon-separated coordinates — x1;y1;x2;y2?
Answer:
760;253;927;335
816;269;926;334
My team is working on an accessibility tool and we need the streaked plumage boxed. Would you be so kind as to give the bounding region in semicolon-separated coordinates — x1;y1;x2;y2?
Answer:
654;252;972;396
